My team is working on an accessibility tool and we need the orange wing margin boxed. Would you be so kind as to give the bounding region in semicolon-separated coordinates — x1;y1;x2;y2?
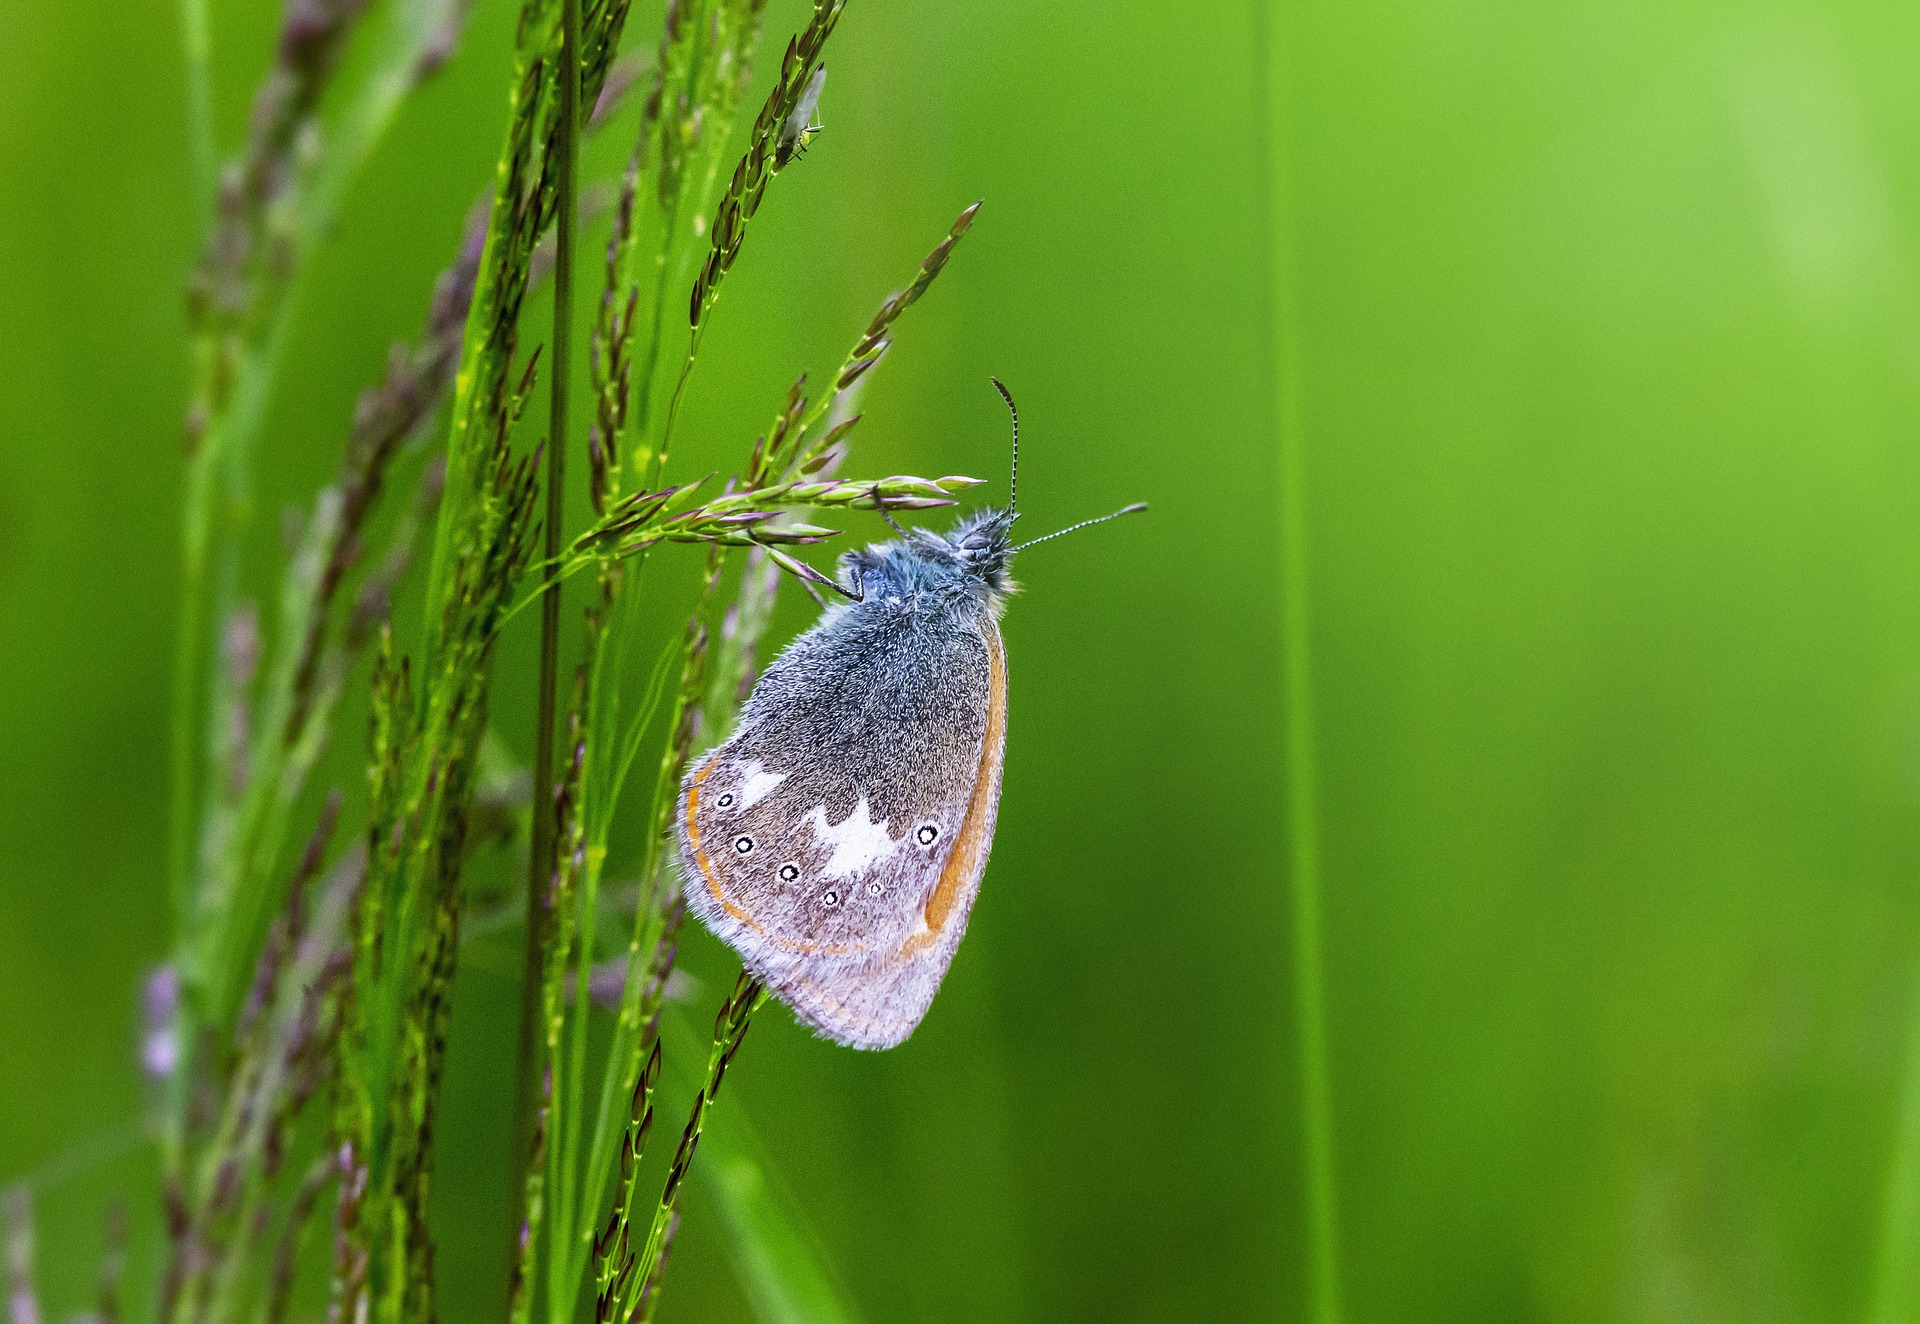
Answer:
897;622;1006;960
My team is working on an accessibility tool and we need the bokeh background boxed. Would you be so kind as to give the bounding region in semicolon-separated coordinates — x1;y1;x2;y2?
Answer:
6;0;1920;1319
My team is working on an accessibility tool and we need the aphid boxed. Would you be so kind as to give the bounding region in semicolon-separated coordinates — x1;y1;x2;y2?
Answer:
775;64;827;169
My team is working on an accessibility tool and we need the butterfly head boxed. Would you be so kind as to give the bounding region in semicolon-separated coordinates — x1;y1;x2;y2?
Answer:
834;379;1143;611
945;506;1019;589
836;509;1018;612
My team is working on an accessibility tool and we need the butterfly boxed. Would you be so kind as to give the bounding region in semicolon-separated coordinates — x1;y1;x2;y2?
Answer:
675;381;1144;1048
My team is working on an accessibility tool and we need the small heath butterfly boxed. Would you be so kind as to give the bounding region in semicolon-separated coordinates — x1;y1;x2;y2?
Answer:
675;380;1144;1048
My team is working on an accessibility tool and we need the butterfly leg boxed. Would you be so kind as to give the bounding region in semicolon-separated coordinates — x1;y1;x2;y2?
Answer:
871;483;909;538
835;561;867;602
797;559;864;608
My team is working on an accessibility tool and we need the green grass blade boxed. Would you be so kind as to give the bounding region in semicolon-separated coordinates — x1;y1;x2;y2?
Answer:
1869;960;1920;1324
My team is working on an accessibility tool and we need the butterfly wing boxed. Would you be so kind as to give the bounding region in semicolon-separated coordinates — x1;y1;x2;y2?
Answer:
677;604;1007;1050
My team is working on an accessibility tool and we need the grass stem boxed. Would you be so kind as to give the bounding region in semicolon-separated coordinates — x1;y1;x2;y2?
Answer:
1867;956;1920;1324
512;0;584;1304
179;0;213;211
1263;7;1343;1321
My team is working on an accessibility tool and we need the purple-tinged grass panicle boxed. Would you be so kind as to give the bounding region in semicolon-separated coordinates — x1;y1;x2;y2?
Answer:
264;1157;329;1324
159;127;490;1324
169;0;476;1008
4;1187;40;1324
283;201;489;744
166;840;363;1324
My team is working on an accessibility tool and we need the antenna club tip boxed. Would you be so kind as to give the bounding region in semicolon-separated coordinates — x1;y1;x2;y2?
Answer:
1120;502;1148;515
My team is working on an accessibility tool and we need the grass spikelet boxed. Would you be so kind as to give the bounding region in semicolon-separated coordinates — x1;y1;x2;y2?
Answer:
620;973;765;1322
688;0;844;333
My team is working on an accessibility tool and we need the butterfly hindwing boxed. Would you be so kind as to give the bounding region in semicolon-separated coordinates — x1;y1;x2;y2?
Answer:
678;601;1007;1049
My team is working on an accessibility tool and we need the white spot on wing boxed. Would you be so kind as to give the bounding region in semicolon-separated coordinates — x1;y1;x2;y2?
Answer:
805;797;898;878
737;762;787;809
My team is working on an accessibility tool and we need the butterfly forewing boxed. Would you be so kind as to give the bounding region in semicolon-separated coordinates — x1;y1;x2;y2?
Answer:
678;606;1007;1049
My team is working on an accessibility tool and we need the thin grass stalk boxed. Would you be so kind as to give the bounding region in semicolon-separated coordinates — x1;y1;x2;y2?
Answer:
621;972;764;1321
1867;958;1920;1324
575;554;726;1313
511;0;584;1282
1263;8;1343;1320
507;1068;553;1324
624;0;769;491
179;0;214;212
573;626;681;1291
549;566;648;1317
631;1212;680;1324
536;24;694;1314
589;1042;658;1321
537;714;587;1324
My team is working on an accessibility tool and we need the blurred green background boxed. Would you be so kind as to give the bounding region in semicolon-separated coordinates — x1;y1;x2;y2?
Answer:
6;0;1920;1319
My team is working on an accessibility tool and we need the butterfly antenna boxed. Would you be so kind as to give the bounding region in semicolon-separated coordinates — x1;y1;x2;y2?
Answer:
1012;502;1148;553
989;376;1018;514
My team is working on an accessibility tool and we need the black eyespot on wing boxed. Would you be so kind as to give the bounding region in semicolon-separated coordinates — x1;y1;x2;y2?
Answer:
778;863;800;883
733;835;754;855
717;792;735;808
822;888;840;907
916;824;939;846
867;881;884;896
